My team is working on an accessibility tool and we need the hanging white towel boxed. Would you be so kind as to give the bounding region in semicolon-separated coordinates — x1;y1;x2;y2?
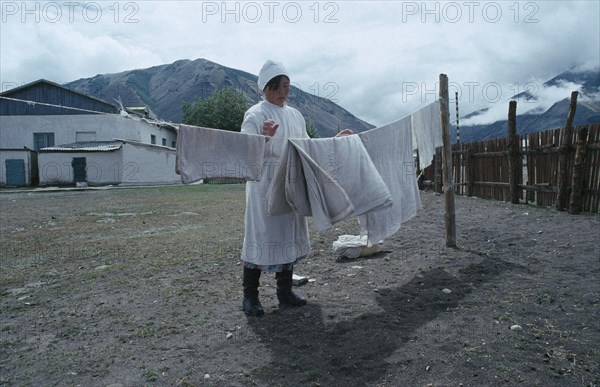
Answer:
176;124;265;184
411;100;442;170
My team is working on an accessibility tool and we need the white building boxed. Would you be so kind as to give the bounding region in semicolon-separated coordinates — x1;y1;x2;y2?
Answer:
0;79;180;186
38;139;180;186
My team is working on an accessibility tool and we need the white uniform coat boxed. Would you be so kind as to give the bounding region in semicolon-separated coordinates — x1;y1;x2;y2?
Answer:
240;100;310;266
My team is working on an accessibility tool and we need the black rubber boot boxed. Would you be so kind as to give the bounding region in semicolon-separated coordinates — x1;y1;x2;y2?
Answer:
242;267;264;316
276;268;307;307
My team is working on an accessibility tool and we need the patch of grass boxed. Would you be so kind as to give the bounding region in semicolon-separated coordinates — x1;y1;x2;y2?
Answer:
496;312;518;324
143;370;158;382
496;363;514;373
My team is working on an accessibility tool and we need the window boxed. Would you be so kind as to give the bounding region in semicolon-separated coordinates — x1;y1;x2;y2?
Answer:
33;133;54;151
162;138;167;146
171;141;176;148
151;135;156;145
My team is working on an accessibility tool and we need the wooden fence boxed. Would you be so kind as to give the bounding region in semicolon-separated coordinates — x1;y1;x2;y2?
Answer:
421;123;600;213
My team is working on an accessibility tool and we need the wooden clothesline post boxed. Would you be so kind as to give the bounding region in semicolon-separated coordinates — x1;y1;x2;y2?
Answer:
439;74;456;248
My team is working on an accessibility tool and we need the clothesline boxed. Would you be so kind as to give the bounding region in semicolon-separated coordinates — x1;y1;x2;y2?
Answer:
0;96;441;170
0;96;117;115
0;96;179;129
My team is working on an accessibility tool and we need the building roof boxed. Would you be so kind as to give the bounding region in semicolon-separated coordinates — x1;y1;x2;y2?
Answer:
40;141;123;152
1;79;169;125
1;79;118;106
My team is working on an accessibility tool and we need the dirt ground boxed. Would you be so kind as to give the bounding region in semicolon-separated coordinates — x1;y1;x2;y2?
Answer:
0;184;598;387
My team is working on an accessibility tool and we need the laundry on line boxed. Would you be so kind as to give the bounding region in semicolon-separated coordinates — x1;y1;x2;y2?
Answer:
411;100;443;170
176;113;423;244
177;124;266;183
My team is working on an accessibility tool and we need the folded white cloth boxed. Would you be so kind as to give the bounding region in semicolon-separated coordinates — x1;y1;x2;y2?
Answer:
176;124;265;184
266;135;393;231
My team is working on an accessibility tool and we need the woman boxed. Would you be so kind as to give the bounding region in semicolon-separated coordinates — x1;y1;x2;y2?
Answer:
240;60;352;316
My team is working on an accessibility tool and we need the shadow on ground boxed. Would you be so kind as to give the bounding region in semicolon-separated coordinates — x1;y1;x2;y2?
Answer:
247;257;519;386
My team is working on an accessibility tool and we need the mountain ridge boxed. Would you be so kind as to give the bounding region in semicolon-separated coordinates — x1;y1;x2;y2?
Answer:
66;59;599;142
66;58;374;138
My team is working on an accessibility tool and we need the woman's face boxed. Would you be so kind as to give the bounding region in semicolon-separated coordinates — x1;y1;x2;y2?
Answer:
264;77;290;107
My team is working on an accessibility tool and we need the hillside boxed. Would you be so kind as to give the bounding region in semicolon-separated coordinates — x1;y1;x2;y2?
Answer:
65;58;374;138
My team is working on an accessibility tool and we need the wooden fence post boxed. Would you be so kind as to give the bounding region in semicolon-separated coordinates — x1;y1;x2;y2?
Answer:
439;74;456;248
556;91;578;211
466;147;474;197
507;100;519;204
569;126;589;214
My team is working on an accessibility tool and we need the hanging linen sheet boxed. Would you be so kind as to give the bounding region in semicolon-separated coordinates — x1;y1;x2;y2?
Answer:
358;116;422;244
411;100;443;170
176;124;265;184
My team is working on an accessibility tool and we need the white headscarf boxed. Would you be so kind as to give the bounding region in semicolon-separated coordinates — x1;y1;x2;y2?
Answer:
257;60;289;91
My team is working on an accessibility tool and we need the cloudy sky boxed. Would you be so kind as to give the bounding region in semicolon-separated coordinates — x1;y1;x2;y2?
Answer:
1;1;599;126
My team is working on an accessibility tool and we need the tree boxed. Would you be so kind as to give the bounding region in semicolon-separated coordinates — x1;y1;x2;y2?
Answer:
182;87;248;132
306;121;320;138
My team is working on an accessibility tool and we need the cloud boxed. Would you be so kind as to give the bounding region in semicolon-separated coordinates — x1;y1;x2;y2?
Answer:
461;80;587;126
1;1;599;127
0;3;162;86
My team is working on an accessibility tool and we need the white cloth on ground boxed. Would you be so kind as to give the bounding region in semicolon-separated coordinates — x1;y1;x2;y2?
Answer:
266;135;393;231
411;100;442;170
332;234;382;259
176;124;265;184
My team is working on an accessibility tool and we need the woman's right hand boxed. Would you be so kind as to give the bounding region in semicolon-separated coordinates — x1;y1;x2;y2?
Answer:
336;129;354;137
263;119;279;137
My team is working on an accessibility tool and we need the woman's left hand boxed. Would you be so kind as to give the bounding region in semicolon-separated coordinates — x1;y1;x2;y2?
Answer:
335;129;354;137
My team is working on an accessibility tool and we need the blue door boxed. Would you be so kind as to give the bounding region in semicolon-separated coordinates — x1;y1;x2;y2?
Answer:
5;159;26;186
72;157;87;183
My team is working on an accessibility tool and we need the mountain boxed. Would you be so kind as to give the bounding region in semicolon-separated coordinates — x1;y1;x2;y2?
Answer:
65;58;374;137
64;61;599;142
457;68;600;143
